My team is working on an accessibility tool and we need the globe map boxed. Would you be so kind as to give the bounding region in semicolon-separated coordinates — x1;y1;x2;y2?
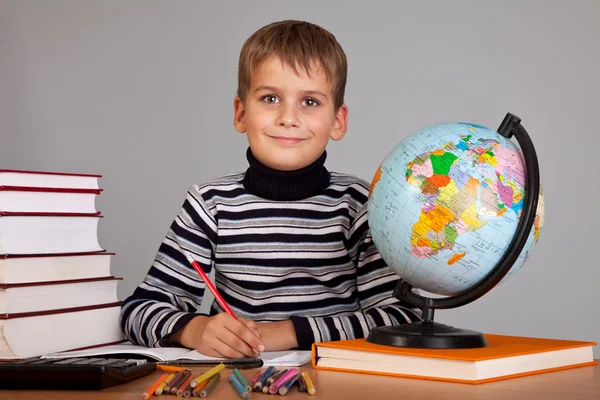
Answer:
368;122;544;296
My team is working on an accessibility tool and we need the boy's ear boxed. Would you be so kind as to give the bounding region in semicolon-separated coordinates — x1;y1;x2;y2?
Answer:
330;104;348;141
233;96;247;133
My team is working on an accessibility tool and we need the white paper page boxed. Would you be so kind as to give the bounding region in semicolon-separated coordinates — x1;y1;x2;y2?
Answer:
259;351;312;367
41;343;198;361
42;343;312;366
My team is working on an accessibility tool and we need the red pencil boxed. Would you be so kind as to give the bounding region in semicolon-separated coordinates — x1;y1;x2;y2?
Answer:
185;254;238;319
185;254;261;355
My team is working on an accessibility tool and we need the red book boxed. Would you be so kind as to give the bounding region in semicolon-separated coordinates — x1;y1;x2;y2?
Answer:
0;276;121;316
0;212;103;255
0;302;124;360
0;169;101;189
0;252;114;284
0;186;102;214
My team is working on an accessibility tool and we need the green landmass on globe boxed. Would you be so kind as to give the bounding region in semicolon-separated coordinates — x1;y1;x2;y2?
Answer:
368;122;544;295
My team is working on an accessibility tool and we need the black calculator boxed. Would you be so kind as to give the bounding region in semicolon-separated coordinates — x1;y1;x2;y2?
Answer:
0;357;157;390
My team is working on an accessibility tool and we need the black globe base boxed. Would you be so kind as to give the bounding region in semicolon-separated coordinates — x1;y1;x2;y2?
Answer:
366;321;487;349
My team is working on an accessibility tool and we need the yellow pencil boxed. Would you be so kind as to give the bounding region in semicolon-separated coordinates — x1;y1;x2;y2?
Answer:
190;363;225;388
301;372;316;395
155;373;175;395
142;373;168;400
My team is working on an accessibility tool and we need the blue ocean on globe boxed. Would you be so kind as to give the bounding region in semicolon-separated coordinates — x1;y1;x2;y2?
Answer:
368;122;544;295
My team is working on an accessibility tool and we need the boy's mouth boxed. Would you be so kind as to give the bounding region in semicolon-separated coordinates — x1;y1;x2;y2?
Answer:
268;136;307;146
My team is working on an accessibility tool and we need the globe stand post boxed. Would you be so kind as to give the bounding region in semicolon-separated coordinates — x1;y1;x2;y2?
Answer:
366;281;489;349
367;113;540;349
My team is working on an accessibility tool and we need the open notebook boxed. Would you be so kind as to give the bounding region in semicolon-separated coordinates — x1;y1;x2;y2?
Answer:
42;342;312;367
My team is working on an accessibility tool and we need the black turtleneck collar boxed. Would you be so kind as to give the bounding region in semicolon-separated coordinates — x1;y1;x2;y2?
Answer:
242;147;331;201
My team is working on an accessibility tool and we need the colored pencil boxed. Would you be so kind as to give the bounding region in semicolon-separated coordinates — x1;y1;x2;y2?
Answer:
297;373;307;392
248;370;263;388
170;370;192;394
183;381;195;398
232;368;251;392
165;370;185;393
302;371;316;395
191;377;210;397
142;373;168;400
155;373;175;395
269;368;298;394
200;374;221;397
190;363;225;387
229;374;249;399
278;374;300;395
185;254;237;318
267;368;288;385
254;366;276;391
185;254;260;356
175;374;195;396
157;365;186;373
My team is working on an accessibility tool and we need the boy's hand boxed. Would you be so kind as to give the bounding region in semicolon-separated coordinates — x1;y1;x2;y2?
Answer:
255;320;298;351
176;313;266;358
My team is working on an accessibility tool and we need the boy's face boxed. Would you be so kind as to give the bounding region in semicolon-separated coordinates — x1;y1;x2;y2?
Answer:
234;57;348;171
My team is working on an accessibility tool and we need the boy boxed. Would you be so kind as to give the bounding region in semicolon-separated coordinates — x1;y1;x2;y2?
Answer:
120;20;421;358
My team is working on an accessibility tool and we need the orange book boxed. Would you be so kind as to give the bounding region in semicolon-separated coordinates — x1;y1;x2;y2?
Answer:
312;334;597;384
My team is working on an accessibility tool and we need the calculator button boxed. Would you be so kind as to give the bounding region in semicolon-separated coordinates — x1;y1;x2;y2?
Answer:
54;358;87;364
94;358;125;366
72;358;106;364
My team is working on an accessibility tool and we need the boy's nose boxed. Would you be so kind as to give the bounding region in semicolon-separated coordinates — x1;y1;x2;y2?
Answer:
276;105;300;128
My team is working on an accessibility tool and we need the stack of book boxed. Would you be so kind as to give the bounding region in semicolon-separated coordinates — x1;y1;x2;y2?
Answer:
0;169;125;360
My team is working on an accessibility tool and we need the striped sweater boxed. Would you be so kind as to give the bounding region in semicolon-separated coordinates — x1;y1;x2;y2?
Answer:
120;156;422;350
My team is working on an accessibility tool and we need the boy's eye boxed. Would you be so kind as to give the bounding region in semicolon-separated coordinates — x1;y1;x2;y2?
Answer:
302;98;320;107
261;95;279;104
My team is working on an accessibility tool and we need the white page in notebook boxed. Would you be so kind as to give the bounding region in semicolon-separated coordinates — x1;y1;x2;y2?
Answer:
257;350;312;366
41;343;312;366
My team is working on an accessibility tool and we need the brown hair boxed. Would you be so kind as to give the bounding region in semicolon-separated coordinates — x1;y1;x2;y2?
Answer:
237;20;347;111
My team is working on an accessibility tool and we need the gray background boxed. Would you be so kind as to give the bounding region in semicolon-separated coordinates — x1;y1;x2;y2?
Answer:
1;1;598;357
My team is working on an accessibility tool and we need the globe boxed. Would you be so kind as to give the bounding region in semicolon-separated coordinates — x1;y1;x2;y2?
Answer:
368;121;545;297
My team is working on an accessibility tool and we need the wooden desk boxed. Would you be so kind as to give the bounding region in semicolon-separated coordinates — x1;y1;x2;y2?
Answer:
1;362;598;400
